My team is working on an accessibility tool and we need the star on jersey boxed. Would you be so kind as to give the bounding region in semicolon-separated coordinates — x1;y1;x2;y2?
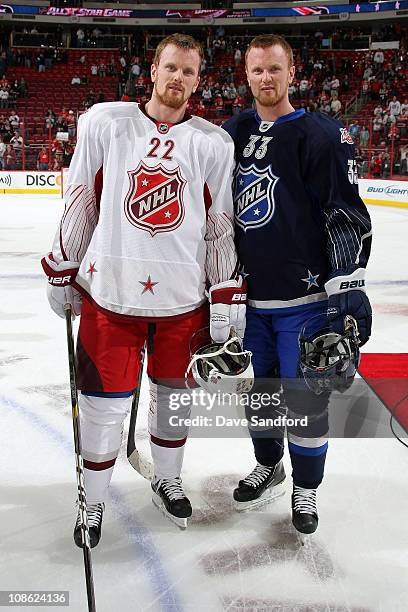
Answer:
301;270;320;290
139;274;158;295
87;262;97;275
141;178;149;187
164;210;172;218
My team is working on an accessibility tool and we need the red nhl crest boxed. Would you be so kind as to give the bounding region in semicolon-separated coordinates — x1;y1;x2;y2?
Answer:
124;162;186;236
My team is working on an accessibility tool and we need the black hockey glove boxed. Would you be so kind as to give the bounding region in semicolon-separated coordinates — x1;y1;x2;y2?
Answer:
325;269;372;346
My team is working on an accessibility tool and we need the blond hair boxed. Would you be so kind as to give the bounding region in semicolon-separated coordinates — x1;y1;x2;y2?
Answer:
245;35;294;68
153;33;203;66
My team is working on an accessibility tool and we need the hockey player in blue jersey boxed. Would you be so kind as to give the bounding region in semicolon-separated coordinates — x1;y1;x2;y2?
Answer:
223;35;372;534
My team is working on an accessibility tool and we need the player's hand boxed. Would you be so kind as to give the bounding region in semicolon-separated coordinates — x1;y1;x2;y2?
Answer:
41;254;81;318
47;284;82;318
325;270;372;346
209;277;247;342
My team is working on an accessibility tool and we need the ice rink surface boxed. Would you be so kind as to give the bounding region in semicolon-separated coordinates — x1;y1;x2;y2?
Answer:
1;195;408;612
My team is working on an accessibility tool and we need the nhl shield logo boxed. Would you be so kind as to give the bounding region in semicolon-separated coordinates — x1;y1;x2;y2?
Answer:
124;162;186;236
234;163;278;232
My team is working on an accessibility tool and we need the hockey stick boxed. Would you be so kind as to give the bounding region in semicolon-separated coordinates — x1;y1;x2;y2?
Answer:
126;345;154;480
64;305;97;612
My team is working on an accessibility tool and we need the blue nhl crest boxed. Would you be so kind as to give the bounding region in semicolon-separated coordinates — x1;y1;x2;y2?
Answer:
233;163;278;232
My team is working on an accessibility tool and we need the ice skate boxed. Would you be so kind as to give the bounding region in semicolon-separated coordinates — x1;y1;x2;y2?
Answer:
73;502;105;549
291;485;318;537
233;460;286;511
151;477;192;529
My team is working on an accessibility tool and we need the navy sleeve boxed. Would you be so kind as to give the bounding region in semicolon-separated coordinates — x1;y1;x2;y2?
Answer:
306;117;372;277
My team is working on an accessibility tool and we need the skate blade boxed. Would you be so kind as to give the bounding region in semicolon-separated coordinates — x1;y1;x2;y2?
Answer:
152;493;189;530
234;483;286;512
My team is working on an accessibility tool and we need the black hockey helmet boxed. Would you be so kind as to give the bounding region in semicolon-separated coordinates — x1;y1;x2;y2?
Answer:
299;314;360;396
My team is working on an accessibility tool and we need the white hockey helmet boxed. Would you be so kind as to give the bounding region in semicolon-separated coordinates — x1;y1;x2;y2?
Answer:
186;334;254;394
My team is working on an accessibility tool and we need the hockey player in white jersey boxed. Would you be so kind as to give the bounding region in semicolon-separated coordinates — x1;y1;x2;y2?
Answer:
42;34;246;543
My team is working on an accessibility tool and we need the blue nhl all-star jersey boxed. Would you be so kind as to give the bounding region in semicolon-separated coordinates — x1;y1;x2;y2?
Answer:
223;109;372;308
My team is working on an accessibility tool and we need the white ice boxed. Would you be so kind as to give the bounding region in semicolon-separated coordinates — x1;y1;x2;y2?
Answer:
1;195;408;612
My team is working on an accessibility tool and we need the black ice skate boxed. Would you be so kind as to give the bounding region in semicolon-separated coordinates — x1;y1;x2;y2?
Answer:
73;502;105;549
233;460;286;511
151;477;192;529
291;485;318;535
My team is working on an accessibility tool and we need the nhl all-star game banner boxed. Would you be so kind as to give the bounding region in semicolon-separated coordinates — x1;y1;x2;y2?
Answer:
2;2;408;19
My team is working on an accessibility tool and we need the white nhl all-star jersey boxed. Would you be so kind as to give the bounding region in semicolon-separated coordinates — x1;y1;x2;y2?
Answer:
49;102;238;318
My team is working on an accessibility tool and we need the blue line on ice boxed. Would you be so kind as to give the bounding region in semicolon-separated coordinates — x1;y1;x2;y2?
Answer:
0;393;184;612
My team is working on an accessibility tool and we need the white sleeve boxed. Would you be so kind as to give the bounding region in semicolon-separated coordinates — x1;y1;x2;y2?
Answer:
50;107;104;265
204;130;238;286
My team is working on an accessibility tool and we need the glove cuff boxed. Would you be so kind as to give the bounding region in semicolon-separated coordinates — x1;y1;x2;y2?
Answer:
325;268;366;297
209;278;247;305
41;253;79;287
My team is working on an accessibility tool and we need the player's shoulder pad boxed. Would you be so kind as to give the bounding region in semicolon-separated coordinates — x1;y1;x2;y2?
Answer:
79;101;139;132
303;112;352;150
222;108;255;140
190;114;235;150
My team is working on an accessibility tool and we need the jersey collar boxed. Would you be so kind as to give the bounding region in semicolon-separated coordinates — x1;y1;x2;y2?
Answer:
254;108;305;128
139;102;192;133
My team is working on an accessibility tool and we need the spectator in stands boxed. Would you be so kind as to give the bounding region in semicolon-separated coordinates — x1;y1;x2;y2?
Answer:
388;95;401;117
371;153;382;177
382;111;396;139
19;78;27;98
0;87;9;109
76;28;85;48
360;125;369;148
232;95;244;116
0;136;5;170
214;94;224;117
67;111;76;139
373;49;384;71
44;109;56;132
131;60;141;77
299;76;309;97
91;64;98;77
37;146;50;171
57;108;68;131
63;141;74;166
71;75;81;86
36;53;45;73
0;75;9;88
4;143;16;170
98;63;107;78
363;64;373;81
373;114;383;143
349;121;360;142
330;93;342;116
330;75;340;95
379;83;388;105
234;48;242;66
195;99;206;118
388;122;399;142
381;152;391;177
202;84;212;106
9;112;19;131
401;98;408;116
373;104;383;117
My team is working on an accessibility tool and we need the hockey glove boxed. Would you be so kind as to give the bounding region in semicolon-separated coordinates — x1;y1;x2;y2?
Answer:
209;277;247;342
325;269;372;346
41;254;82;318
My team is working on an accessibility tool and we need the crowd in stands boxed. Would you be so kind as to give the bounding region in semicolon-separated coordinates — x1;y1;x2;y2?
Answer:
0;21;405;175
